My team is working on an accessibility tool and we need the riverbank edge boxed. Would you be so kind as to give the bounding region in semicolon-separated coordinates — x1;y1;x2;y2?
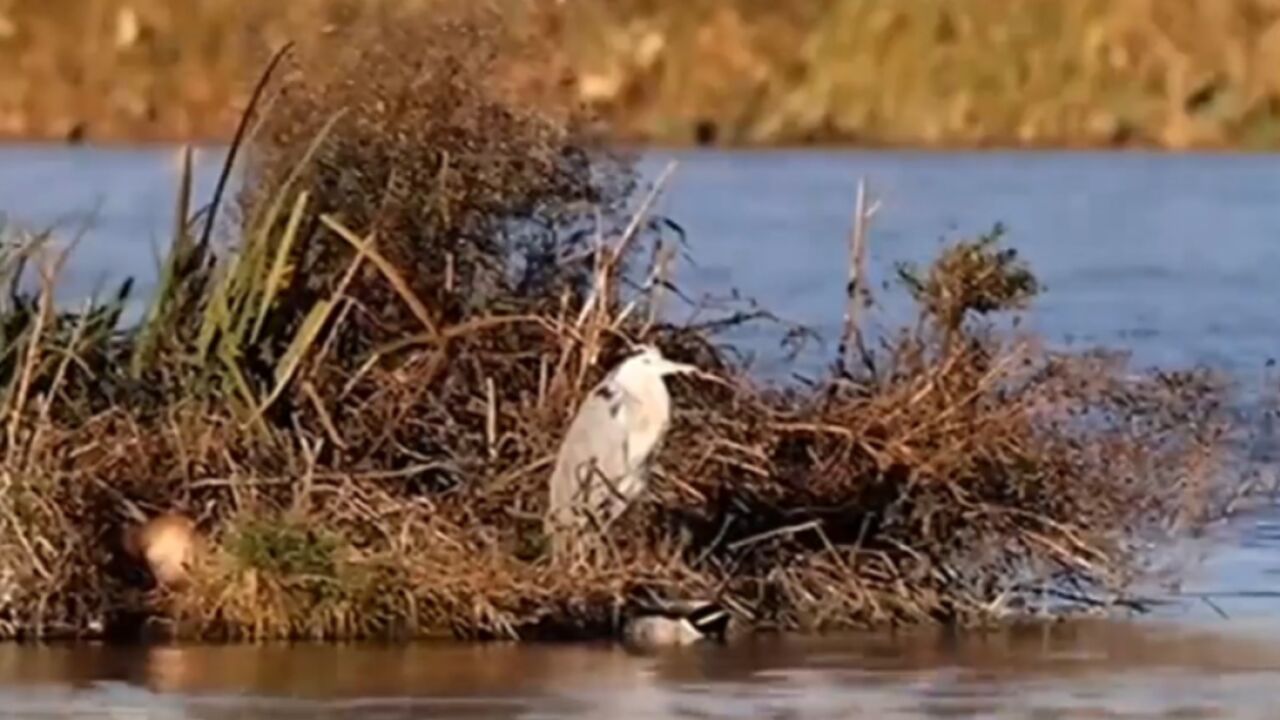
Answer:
6;129;1280;154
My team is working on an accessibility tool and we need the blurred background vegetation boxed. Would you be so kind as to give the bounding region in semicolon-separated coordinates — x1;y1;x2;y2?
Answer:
3;0;1280;148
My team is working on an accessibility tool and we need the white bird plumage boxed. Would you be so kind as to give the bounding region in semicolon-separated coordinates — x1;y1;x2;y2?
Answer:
545;344;699;558
622;601;730;649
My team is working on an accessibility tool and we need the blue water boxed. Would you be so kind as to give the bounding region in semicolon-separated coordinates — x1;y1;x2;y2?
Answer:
1;147;1279;718
643;150;1280;378
7;148;1280;375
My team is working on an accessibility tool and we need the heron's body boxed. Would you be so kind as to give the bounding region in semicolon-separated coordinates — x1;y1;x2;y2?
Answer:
545;346;697;558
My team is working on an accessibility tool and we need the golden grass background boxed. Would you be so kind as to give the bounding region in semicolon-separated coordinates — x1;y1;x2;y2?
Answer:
3;0;1280;147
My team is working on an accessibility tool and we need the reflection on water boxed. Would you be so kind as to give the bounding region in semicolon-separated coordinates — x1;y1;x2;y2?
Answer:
2;622;1280;718
2;147;1280;717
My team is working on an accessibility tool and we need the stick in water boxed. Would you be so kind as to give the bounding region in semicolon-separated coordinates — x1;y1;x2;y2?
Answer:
838;178;878;373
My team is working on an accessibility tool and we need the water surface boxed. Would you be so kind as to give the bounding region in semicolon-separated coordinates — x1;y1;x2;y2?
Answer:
3;622;1280;719
645;149;1280;377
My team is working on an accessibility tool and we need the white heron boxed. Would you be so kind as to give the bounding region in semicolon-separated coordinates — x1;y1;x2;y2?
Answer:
545;344;700;558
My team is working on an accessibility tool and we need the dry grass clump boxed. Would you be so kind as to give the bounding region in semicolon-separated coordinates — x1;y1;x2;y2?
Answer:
0;10;1235;641
240;3;621;335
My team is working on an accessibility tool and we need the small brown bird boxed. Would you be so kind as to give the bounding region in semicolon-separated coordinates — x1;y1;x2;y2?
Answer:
122;512;198;588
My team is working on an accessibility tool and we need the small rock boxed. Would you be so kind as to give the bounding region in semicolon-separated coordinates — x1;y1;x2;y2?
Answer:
578;71;624;103
115;7;142;49
65;121;87;145
633;31;666;70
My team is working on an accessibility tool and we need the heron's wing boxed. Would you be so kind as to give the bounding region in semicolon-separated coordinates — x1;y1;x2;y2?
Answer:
547;378;633;525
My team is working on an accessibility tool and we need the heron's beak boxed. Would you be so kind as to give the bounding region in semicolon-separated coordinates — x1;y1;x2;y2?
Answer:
659;360;700;376
691;369;735;388
662;361;731;387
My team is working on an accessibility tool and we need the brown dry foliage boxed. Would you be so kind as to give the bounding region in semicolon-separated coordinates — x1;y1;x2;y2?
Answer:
239;2;629;348
0;7;1233;641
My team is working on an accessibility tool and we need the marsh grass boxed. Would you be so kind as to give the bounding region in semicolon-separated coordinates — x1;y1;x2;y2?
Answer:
6;0;1280;147
0;8;1237;641
559;0;1280;148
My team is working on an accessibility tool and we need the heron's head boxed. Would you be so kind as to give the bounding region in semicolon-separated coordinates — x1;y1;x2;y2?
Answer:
620;344;699;379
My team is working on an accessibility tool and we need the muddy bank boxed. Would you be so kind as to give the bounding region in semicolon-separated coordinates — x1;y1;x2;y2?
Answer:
4;1;1280;149
0;6;1239;642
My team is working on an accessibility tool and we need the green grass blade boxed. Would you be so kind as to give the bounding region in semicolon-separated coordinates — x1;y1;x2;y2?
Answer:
244;110;344;245
251;191;309;343
252;299;335;424
130;145;195;377
196;261;235;361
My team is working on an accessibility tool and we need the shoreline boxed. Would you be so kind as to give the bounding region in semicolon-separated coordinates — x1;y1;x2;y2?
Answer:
6;135;1280;157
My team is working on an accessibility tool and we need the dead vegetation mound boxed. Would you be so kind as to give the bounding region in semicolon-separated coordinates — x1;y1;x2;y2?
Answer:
0;6;1233;641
